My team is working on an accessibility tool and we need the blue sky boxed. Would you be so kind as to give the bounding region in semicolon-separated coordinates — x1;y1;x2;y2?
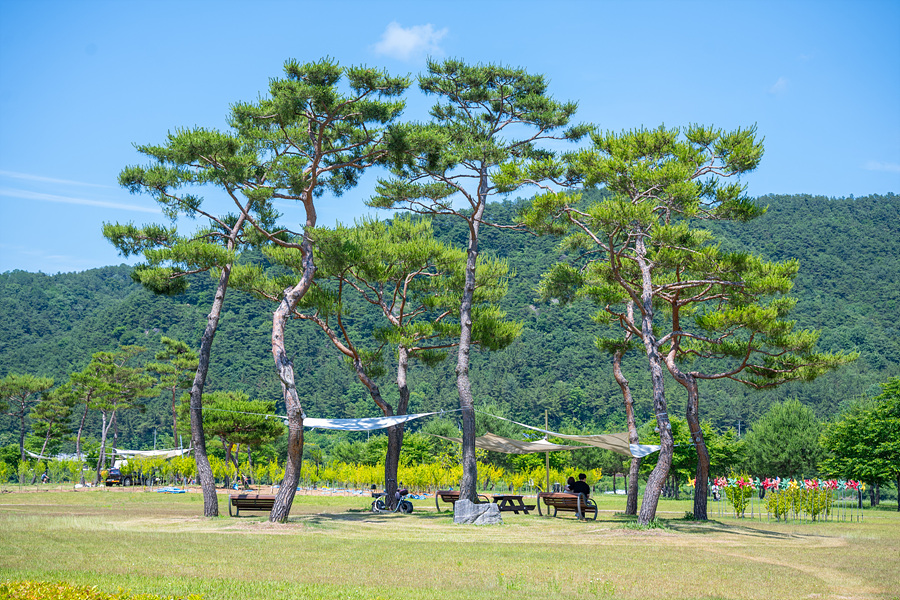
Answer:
1;0;898;274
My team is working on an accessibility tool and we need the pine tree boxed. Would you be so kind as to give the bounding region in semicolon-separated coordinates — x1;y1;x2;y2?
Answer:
524;125;766;524
0;373;54;461
30;384;76;458
223;58;409;521
105;112;269;515
147;337;198;444
370;59;586;501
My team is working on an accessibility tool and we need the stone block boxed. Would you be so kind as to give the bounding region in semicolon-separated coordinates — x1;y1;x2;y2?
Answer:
453;499;503;525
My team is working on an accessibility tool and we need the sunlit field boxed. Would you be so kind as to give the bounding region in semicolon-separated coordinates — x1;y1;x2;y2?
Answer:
1;486;898;600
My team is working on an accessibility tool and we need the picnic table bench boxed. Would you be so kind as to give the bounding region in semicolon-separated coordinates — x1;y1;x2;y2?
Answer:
537;492;598;520
434;489;491;512
228;493;276;517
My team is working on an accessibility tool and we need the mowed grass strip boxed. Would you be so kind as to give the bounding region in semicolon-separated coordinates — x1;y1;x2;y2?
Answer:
1;488;897;600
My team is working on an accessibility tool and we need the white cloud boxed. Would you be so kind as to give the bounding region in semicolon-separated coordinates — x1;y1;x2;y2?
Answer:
0;188;159;213
768;77;789;95
863;161;900;173
0;170;112;188
373;22;448;61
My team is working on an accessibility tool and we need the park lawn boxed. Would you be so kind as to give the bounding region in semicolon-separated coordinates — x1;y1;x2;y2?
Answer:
0;487;897;600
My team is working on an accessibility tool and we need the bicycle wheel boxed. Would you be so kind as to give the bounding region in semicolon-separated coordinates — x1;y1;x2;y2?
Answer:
400;500;414;514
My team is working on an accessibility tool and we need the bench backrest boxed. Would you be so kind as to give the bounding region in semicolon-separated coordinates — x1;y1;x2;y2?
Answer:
541;494;594;510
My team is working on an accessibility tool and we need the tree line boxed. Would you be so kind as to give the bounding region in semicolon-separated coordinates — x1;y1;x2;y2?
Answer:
1;57;897;523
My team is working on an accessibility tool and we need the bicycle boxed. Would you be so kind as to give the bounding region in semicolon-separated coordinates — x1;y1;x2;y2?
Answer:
371;483;414;514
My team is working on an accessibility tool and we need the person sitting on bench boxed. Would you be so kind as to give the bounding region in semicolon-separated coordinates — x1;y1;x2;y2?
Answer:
570;473;590;497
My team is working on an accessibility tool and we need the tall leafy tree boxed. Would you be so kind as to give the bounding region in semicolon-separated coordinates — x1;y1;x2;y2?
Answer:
743;399;824;479
821;377;900;511
0;374;54;461
222;58;409;522
147;337;199;444
524;125;766;524
370;59;586;502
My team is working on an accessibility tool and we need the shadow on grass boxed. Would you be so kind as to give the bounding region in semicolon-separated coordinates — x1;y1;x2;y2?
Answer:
588;511;800;540
278;508;455;526
664;519;799;539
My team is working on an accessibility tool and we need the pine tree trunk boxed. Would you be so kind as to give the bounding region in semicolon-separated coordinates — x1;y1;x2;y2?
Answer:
612;307;641;516
457;201;484;503
17;399;26;462
268;230;315;523
189;263;234;517
664;290;711;520
355;357;401;507
75;401;89;485
170;387;179;442
633;227;674;526
685;376;710;520
384;346;412;508
95;411;107;484
667;360;710;520
39;420;55;458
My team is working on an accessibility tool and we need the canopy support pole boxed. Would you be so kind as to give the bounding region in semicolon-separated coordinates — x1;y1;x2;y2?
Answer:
544;410;550;493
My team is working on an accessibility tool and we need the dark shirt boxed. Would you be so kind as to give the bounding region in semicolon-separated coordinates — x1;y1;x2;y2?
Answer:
570;480;590;496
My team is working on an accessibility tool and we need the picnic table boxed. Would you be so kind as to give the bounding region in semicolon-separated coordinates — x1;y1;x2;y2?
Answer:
536;492;598;520
491;494;536;514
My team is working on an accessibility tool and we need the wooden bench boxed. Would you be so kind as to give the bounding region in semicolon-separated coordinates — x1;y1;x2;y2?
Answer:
228;494;276;517
537;492;598;520
434;489;491;512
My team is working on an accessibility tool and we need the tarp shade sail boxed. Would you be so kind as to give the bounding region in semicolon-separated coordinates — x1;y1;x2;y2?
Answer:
486;416;662;458
434;430;660;458
538;431;661;459
303;412;438;431
25;450;56;460
114;448;191;459
433;432;592;454
25;448;192;461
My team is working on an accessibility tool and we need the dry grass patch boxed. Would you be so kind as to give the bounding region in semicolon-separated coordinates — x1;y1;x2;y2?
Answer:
0;488;897;600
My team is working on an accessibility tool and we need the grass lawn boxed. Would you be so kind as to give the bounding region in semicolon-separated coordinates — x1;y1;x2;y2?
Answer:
1;486;897;600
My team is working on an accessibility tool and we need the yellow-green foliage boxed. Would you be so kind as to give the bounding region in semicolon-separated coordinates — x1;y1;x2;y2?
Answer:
723;473;755;517
763;487;799;521
800;487;832;521
288;460;593;493
0;580;202;600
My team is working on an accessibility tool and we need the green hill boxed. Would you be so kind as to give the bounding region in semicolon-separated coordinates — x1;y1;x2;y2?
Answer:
1;193;897;450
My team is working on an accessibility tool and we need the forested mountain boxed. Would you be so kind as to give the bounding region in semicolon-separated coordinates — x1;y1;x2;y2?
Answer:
1;193;897;450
